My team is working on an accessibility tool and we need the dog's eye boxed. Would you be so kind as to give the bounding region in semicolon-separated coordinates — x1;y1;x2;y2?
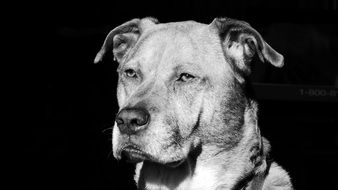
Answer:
124;69;137;78
178;73;195;82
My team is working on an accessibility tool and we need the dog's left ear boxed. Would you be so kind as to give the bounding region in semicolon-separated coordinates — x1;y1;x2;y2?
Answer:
210;18;284;74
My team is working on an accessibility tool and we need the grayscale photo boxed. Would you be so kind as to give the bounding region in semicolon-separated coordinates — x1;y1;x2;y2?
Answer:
28;0;338;189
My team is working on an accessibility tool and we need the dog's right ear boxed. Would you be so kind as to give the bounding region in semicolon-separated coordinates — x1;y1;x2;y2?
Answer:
94;18;158;64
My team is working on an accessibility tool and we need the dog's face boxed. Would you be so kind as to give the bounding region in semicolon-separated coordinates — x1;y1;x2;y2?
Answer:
94;18;283;166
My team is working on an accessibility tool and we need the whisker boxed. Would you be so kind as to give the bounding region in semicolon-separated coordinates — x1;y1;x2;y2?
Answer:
107;149;113;159
102;126;113;133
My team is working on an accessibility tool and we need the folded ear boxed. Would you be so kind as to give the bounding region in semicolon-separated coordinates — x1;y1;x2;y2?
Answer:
210;18;284;75
94;17;158;64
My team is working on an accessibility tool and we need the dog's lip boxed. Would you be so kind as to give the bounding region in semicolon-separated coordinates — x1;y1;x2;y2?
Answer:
120;145;152;163
119;144;186;167
163;159;185;168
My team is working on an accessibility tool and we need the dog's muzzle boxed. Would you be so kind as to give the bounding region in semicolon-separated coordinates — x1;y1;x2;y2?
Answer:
115;107;186;167
115;107;151;163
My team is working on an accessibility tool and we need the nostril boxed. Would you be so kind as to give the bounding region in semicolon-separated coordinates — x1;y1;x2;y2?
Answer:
130;118;139;126
130;118;146;126
116;117;124;125
136;119;144;126
138;110;150;126
136;117;146;126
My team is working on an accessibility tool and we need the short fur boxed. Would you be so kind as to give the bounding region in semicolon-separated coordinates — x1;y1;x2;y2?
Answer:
95;17;293;190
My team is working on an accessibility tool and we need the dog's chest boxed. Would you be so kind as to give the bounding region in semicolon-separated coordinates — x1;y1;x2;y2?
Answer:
185;166;220;190
137;163;230;190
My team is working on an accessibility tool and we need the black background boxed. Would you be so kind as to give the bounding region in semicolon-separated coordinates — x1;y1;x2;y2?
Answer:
25;0;338;189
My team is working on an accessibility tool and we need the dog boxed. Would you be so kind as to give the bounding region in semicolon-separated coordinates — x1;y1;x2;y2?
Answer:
94;17;293;190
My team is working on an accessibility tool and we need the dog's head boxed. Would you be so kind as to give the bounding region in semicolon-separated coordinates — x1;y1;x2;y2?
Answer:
94;17;283;167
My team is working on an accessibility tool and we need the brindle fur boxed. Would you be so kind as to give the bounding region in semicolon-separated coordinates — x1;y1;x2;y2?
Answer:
95;17;293;190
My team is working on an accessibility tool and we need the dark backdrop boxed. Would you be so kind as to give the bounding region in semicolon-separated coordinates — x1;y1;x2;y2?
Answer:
26;0;338;189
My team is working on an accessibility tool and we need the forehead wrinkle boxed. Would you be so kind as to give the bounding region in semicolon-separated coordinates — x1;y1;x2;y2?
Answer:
187;30;202;61
121;32;171;77
172;62;202;74
164;32;195;60
126;27;171;62
134;30;178;75
144;41;169;77
165;33;201;72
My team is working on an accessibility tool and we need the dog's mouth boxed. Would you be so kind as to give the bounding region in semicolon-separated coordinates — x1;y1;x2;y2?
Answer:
163;159;185;168
121;145;152;163
120;144;185;167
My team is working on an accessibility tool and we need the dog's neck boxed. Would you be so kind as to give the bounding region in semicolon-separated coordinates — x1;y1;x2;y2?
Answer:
134;101;268;190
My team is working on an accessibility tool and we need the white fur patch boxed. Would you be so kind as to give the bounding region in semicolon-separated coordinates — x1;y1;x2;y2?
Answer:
135;161;219;190
227;42;243;59
188;166;219;190
226;41;246;71
112;122;120;158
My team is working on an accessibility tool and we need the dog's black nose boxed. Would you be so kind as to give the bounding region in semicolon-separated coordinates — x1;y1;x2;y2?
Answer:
115;108;150;135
